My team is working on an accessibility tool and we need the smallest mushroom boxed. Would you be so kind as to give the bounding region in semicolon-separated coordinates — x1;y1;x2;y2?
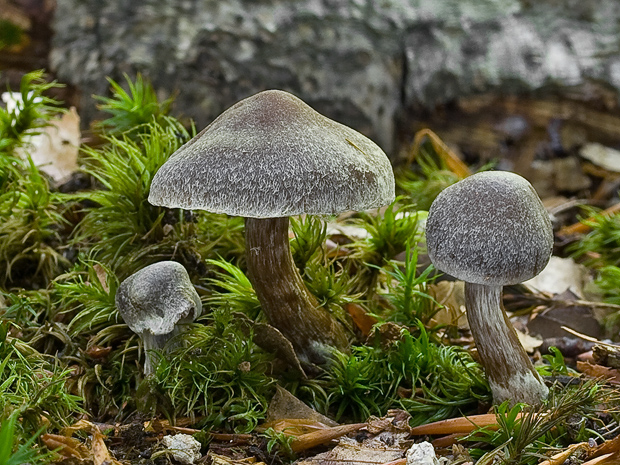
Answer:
116;261;202;375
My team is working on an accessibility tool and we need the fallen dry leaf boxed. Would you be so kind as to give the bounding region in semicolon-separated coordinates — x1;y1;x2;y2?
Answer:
93;263;110;293
264;386;336;427
260;418;334;436
366;409;412;435
515;327;543;353
524;256;589;298
41;433;89;459
91;427;120;465
60;419;123;465
346;302;378;336
529;300;604;340
21;107;81;184
428;281;469;330
576;361;620;384
84;345;112;359
580;143;620;173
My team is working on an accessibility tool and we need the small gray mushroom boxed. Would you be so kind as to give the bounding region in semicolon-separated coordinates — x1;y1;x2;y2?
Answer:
425;171;553;405
116;261;202;375
148;90;395;365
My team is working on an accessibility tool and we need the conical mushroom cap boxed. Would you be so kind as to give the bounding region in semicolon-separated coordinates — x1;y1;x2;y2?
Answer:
426;171;553;286
148;90;395;218
115;261;202;336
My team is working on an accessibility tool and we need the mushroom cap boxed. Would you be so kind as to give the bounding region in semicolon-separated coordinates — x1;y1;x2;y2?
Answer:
426;171;553;286
115;261;202;336
148;90;395;218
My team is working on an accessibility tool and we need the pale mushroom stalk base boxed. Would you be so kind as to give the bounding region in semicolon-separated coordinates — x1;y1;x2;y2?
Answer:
245;217;350;365
141;327;183;376
465;282;549;405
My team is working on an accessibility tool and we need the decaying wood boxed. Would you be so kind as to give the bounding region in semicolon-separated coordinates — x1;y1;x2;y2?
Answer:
593;344;620;369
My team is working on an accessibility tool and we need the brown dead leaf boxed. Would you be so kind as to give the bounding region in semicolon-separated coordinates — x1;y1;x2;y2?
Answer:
91;428;120;465
366;410;412;435
85;345;112;359
576;361;620;384
260;418;333;436
590;432;620;457
144;418;201;435
60;419;123;465
23;107;81;184
427;281;469;329
265;385;337;428
529;301;604;340
93;263;110;293
345;303;377;336
41;433;89;459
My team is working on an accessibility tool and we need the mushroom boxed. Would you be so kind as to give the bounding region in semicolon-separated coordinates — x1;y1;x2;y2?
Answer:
425;171;553;405
148;90;395;365
116;261;202;375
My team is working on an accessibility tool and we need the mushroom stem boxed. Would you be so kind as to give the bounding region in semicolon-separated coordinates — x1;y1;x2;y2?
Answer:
245;216;349;365
141;327;183;376
465;282;548;405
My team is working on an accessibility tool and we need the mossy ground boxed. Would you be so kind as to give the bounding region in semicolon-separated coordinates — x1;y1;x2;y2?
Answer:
1;72;620;464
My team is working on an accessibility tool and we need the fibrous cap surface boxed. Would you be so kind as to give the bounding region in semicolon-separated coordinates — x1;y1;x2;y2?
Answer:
148;90;395;218
426;171;553;285
115;261;202;336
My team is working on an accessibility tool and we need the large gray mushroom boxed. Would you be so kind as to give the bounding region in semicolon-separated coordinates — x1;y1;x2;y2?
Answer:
148;89;395;365
425;171;553;405
116;261;202;375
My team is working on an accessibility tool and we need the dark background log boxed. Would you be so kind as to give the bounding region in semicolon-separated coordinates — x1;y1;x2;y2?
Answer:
4;0;620;168
44;0;620;155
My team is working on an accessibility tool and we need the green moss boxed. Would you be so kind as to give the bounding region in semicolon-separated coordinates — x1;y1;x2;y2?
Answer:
293;325;489;424
3;70;607;463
